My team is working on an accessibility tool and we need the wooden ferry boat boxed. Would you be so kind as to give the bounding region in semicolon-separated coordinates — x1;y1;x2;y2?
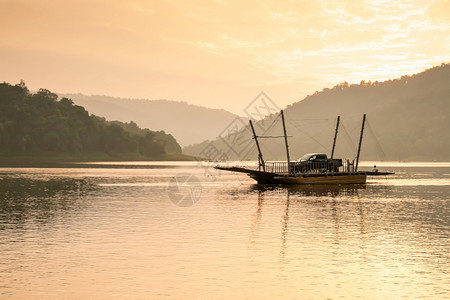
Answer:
215;111;393;185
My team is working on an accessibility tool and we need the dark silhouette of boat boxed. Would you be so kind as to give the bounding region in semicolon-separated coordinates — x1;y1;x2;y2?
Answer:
215;111;394;185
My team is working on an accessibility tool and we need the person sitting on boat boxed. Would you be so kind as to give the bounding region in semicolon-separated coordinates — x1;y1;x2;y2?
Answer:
372;165;378;172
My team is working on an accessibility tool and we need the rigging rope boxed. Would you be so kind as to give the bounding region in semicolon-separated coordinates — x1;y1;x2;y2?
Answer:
366;120;387;161
226;113;389;165
284;115;332;152
240;114;281;161
338;122;357;155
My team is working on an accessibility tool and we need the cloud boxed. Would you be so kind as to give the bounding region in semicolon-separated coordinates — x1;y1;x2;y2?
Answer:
428;0;450;22
0;0;449;113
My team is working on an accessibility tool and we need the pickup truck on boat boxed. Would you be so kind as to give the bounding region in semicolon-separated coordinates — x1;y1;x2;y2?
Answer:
293;153;342;173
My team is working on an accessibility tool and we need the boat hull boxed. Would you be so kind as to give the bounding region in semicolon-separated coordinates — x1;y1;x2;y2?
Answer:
269;173;367;185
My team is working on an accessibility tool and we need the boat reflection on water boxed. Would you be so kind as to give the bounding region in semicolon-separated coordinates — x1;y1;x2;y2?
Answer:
247;184;369;262
249;183;366;197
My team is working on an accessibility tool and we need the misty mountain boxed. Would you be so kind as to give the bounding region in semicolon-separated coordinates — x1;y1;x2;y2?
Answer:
58;94;245;147
184;63;450;162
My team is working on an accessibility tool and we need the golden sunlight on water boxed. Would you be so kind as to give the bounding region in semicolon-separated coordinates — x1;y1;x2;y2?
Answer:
0;162;448;299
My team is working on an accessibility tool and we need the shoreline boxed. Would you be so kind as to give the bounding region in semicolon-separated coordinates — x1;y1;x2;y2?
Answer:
0;152;197;168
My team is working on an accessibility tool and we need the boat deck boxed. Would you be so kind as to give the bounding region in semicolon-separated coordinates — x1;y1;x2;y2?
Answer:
215;166;393;185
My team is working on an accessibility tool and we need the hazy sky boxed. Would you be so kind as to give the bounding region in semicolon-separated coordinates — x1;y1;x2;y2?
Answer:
1;0;449;114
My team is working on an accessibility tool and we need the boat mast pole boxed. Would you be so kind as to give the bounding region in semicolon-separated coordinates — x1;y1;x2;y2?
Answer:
280;110;291;176
331;116;340;159
249;120;265;172
355;114;366;172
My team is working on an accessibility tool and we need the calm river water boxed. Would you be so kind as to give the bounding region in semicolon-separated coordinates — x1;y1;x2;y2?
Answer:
0;162;448;299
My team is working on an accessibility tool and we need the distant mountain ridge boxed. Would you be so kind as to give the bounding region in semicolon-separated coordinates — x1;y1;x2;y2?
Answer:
58;94;245;147
184;63;450;162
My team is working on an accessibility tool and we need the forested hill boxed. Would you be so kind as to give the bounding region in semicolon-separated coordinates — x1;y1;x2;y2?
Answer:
0;82;185;161
283;63;450;161
184;63;450;162
59;93;245;146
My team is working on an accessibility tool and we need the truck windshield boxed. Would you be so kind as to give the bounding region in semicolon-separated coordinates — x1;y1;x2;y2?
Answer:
299;154;313;161
299;153;327;161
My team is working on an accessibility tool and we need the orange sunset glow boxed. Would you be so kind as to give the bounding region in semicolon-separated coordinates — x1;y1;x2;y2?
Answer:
1;0;449;112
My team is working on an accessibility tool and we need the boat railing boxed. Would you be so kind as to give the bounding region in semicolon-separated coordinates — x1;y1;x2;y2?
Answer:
343;160;356;173
264;160;356;174
293;162;339;174
265;161;290;173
